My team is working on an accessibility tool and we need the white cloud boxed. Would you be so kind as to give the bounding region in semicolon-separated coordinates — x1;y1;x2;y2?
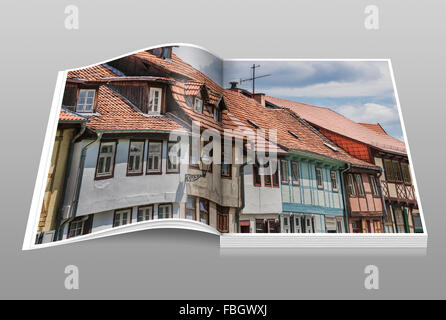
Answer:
335;103;399;124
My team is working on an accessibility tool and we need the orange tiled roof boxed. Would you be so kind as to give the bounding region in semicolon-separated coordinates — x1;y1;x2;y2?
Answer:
266;96;406;155
133;51;224;105
225;90;377;168
358;122;387;135
67;64;118;81
85;85;187;132
59;109;87;122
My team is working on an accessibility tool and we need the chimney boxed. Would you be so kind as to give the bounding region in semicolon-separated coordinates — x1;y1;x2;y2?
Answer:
229;81;239;90
252;93;265;107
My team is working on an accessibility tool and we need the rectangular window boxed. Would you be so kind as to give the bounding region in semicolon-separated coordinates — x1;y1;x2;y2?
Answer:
330;170;338;192
401;163;411;184
253;163;261;186
291;161;300;186
255;219;265;233
315;167;324;189
167;142;180;173
355;174;365;197
114;209;132;227
127;140;144;175
213;107;221;122
221;163;231;177
217;205;229;233
369;175;380;197
147;141;162;174
148;87;162;113
186;196;196;220
68;219;84;238
95;141;116;179
392;161;402;182
194;97;203;113
221;144;232;178
384;159;394;181
158;204;173;219
76;89;95;112
264;166;272;187
199;199;209;224
272;164;279;187
347;174;356;196
137;206;153;222
280;160;289;184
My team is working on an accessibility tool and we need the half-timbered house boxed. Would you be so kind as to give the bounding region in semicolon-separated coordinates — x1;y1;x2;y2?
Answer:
266;96;421;233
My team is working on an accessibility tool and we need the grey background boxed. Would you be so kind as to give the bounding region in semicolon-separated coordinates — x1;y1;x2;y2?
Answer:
0;0;444;299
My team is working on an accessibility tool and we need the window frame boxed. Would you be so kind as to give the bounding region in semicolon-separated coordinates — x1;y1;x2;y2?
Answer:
199;199;209;225
146;141;163;174
272;164;280;187
252;163;262;187
186;196;197;220
330;170;338;192
369;174;380;197
67;219;85;238
383;159;394;181
137;205;153;222
220;143;232;178
113;208;132;227
392;160;403;182
76;88;96;113
315;167;324;190
217;205;229;233
95;140;117;180
291;161;300;186
194;96;203;113
280;159;289;184
148;87;163;114
401;162;412;184
347;173;357;197
166;141;180;173
158;203;173;219
355;174;365;197
127;140;145;176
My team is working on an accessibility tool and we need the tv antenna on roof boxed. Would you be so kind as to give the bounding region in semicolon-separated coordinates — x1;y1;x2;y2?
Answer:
239;64;271;94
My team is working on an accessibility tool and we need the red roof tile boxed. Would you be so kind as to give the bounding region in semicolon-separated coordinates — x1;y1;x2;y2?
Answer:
266;96;406;155
59;109;87;122
85;85;187;132
225;90;376;168
67;64;118;81
358;122;387;135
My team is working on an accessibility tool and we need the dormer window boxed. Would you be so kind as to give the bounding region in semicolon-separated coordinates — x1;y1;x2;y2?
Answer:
213;106;221;122
148;87;162;114
76;89;96;113
194;96;203;113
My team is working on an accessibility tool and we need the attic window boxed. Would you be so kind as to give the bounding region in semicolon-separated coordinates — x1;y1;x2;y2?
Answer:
148;87;162;114
288;131;299;140
324;142;338;152
247;120;260;129
76;89;96;113
194;96;203;113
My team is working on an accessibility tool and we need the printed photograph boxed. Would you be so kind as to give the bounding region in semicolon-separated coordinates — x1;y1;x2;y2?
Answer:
30;44;423;247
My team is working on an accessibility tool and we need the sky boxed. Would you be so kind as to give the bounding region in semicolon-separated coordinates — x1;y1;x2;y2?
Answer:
174;46;403;140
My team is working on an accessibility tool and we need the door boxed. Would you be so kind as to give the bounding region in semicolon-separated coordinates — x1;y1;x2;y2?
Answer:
293;215;302;233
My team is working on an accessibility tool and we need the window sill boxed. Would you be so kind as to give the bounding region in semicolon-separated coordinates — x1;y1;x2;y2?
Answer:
94;174;113;180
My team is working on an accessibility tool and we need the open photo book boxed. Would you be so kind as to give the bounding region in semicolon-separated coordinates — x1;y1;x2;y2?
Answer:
23;43;427;250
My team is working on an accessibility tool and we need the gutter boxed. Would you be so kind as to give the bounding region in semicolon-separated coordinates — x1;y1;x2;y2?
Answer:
235;161;248;233
54;121;86;241
340;163;351;232
57;130;102;240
